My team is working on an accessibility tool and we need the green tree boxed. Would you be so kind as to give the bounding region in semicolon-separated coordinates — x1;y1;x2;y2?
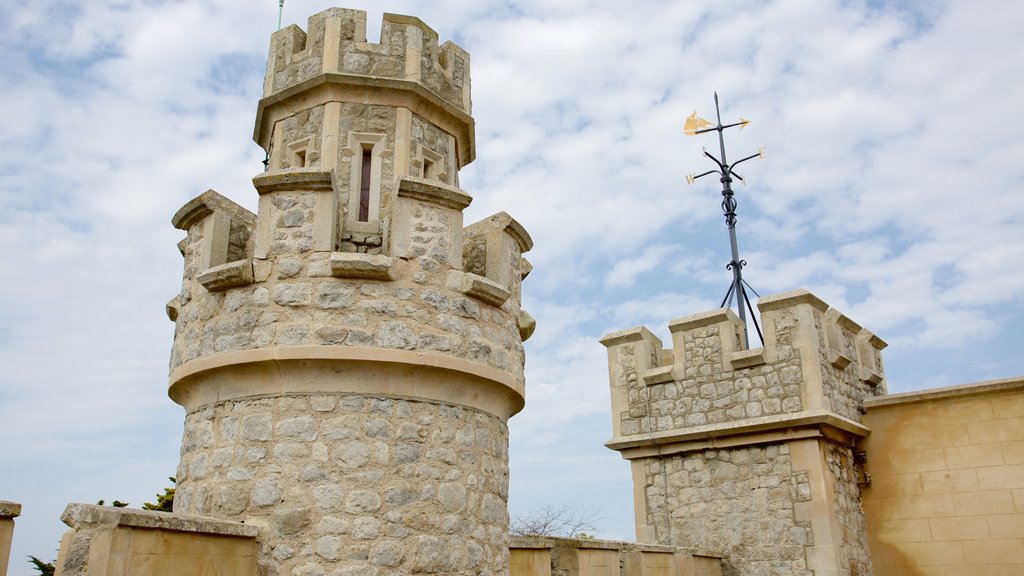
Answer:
142;477;176;512
28;556;55;576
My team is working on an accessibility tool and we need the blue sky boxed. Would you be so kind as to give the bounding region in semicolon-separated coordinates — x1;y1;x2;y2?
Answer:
2;0;1023;573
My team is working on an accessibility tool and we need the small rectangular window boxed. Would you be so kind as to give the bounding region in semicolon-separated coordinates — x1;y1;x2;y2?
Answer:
359;149;372;222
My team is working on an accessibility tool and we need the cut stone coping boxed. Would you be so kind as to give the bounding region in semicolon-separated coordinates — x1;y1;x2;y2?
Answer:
643;366;674;386
864;376;1024;410
827;307;863;333
253;168;333;194
757;288;829;313
172;189;257;231
668;308;739;333
0;501;21;519
447;271;511;307
168;346;525;418
329;252;395;280
509;535;720;558
61;504;257;538
198;259;255;291
465;211;533;253
599;326;662;349
606;409;870;458
858;329;888;350
730;347;767;369
397;177;472;211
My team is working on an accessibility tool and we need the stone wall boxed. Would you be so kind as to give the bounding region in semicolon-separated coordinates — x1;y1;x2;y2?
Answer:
645;445;810;576
860;378;1024;575
509;536;723;576
824;444;871;576
174;393;510;575
54;505;257;576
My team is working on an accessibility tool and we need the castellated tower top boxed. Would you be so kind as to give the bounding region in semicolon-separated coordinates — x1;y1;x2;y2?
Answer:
255;8;475;169
601;289;888;454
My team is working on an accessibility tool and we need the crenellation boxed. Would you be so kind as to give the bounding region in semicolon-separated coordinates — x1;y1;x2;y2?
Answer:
604;289;889;446
605;289;883;575
263;9;470;116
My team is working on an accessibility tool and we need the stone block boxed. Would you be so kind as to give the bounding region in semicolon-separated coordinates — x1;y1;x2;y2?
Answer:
954;491;1016;516
929;516;991;541
962;539;1024;565
446;270;511;307
329;252;395;280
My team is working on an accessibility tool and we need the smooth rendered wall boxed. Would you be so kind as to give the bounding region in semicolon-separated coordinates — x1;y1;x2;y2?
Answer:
860;378;1024;575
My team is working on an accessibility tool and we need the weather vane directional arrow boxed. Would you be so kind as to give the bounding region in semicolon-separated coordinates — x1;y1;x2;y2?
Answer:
685;92;766;348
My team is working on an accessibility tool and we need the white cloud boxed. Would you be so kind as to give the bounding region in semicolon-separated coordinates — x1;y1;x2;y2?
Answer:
604;244;677;288
2;0;1024;569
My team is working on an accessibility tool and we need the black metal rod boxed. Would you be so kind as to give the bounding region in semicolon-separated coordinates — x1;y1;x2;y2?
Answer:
741;283;764;345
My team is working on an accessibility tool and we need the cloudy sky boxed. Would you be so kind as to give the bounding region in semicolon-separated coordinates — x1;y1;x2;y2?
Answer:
2;0;1023;572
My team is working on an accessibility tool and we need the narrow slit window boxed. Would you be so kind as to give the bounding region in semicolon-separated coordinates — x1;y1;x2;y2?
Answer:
359;148;372;222
423;158;433;179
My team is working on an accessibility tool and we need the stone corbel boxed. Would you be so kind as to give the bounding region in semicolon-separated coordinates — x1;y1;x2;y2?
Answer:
197;259;255;292
447;270;511;307
517;310;536;341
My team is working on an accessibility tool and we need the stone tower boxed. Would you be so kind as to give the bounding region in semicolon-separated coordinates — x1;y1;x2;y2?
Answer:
166;8;533;576
601;290;887;576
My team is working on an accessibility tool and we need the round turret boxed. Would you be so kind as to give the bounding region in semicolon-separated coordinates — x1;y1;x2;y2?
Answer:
165;8;533;575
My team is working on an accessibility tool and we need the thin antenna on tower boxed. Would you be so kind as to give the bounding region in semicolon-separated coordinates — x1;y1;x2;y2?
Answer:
277;0;285;31
685;92;766;349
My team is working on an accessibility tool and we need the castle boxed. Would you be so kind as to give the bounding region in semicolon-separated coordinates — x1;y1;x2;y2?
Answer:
1;7;1021;576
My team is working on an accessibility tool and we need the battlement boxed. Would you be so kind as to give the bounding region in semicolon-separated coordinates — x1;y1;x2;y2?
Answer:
168;172;533;414
255;8;474;167
264;9;469;107
601;289;887;454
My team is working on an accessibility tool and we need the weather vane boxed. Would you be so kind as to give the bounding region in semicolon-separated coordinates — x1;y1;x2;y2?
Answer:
685;92;766;348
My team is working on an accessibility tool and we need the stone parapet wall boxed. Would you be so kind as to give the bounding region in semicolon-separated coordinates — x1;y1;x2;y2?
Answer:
263;9;470;113
54;504;257;576
168;181;531;400
601;289;887;446
254;8;475;172
509;535;723;576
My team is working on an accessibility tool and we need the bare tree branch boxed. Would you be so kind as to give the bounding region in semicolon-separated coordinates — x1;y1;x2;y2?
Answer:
510;504;601;538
